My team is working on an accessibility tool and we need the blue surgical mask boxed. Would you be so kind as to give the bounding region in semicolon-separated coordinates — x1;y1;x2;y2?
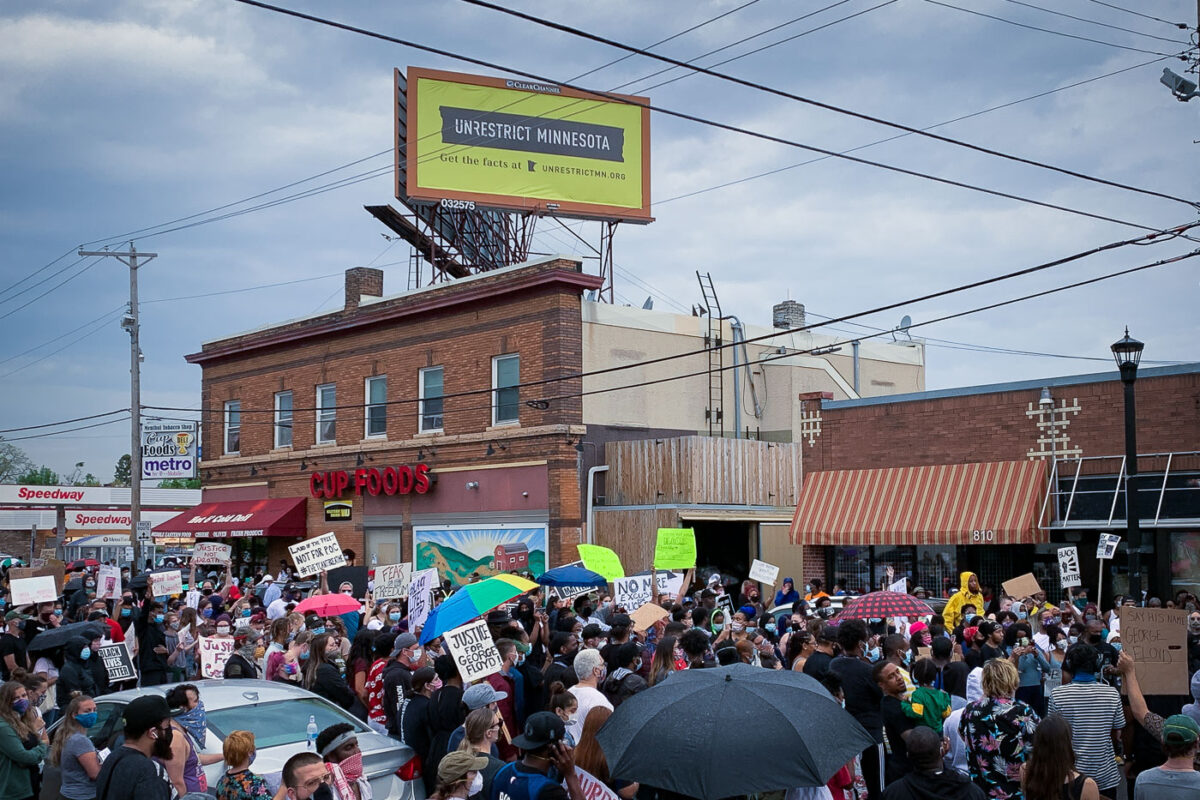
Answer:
120;609;131;617
389;612;401;622
712;623;724;632
201;608;213;619
80;647;92;660
1016;611;1028;620
866;647;882;662
300;651;310;660
242;609;252;618
154;614;165;624
75;711;99;728
312;626;326;635
1112;642;1123;652
765;623;777;634
12;698;29;714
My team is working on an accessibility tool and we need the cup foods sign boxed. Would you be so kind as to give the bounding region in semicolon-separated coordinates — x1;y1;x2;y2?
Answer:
141;422;198;480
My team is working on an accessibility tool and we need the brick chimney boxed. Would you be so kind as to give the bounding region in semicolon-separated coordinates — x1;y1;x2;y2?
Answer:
345;267;384;311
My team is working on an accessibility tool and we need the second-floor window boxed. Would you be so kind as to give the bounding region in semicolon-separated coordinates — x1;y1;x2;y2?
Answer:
420;366;444;433
365;375;387;438
274;391;293;448
224;400;241;455
316;383;336;444
492;354;519;425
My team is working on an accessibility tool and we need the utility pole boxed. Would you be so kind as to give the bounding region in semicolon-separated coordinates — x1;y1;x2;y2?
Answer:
78;244;157;574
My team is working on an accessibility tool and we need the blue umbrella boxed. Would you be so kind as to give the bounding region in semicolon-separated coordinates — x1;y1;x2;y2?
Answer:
535;564;608;588
417;574;538;645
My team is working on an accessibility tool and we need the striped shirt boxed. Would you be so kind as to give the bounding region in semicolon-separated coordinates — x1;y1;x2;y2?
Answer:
1048;680;1125;790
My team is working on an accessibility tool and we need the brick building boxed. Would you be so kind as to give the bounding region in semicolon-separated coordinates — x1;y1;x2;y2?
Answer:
789;363;1200;602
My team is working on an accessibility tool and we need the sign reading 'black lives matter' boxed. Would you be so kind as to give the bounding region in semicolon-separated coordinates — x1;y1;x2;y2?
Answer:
444;618;505;683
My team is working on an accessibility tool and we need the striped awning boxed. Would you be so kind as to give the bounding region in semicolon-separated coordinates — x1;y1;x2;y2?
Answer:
790;460;1048;546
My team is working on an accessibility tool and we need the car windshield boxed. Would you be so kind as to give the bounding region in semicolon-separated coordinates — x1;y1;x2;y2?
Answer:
205;698;367;749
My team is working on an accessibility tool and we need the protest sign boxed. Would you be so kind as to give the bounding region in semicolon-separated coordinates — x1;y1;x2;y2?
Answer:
544;561;596;602
10;565;62;596
40;547;56;561
1056;546;1081;588
11;576;57;605
193;542;232;565
749;559;780;585
654;570;684;598
408;568;437;631
629;602;670;632
185;590;201;610
614;574;654;612
288;532;347;577
1097;533;1121;560
566;769;620;800
97;644;136;682
198;636;235;679
577;544;624;580
653;528;696;570
148;570;183;597
444;618;505;683
328;566;368;597
716;593;734;616
1119;607;1188;694
373;563;413;600
96;565;122;601
887;577;908;594
1002;573;1043;600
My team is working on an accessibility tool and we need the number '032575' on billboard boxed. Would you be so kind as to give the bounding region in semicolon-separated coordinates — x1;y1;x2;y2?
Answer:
401;67;652;223
141;422;197;480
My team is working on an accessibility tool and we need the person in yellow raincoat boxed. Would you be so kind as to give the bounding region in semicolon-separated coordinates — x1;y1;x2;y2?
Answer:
943;571;984;630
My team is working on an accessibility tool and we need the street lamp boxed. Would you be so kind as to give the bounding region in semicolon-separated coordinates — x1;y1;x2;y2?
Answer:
1111;328;1144;604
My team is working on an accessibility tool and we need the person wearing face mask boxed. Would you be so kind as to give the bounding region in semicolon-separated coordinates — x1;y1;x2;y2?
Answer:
94;694;174;800
383;634;423;736
1187;611;1200;677
601;642;648;707
281;752;333;800
135;600;171;686
564;649;611;745
433;749;490;800
485;640;524;761
55;637;97;712
459;707;505;800
277;630;312;685
399;666;438;767
223;627;263;679
829;619;885;800
0;611;31;682
317;723;371;800
50;695;101;800
163;684;224;796
81;630;111;697
89;599;125;643
214;729;270;800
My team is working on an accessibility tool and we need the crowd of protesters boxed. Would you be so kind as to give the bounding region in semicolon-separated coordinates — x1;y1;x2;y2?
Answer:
2;554;1200;800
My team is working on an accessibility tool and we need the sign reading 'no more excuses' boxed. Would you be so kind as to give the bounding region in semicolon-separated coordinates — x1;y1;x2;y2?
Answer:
444;618;505;683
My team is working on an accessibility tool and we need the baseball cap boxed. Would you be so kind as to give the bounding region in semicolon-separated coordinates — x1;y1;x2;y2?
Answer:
609;613;632;628
1163;714;1200;745
463;682;507;709
124;695;171;738
512;711;567;750
4;610;30;622
438;751;490;784
581;623;602;639
391;633;418;656
234;626;262;643
258;574;274;584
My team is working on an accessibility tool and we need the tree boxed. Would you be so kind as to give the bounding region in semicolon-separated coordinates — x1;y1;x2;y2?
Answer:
0;437;34;483
113;454;131;487
18;465;60;485
157;478;201;489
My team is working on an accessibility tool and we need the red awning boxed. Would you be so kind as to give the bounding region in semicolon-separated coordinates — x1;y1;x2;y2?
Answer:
152;497;307;539
790;460;1047;546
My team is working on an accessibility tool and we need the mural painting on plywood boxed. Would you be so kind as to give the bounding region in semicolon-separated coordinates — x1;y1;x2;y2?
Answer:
414;524;547;584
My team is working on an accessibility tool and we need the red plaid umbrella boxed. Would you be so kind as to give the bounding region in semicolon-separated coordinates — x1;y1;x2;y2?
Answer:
836;591;933;620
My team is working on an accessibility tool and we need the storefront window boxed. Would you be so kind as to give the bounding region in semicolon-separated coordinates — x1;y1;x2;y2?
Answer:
1170;531;1200;602
915;547;956;597
832;546;873;595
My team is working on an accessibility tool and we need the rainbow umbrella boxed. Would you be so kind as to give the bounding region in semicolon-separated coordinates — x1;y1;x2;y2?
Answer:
418;573;537;644
0;557;24;569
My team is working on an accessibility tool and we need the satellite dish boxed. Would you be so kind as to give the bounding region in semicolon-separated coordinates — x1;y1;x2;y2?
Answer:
899;314;912;332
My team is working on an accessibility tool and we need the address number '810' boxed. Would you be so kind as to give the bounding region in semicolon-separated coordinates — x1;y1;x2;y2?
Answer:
971;529;995;542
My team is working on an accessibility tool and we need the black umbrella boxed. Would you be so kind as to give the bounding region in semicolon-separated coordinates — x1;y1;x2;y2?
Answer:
28;622;106;652
63;577;84;594
595;663;875;800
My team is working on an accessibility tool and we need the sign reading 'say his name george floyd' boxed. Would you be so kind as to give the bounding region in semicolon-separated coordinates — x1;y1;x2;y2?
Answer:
402;67;652;223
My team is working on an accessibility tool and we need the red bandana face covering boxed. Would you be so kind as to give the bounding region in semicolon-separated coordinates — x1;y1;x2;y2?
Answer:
340;752;365;781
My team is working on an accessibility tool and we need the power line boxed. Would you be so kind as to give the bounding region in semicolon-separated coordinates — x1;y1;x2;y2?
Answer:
1083;0;1191;30
230;0;1179;233
459;0;1196;210
0;409;131;435
1;416;131;443
925;0;1188;56
1001;0;1190;45
0;249;81;302
142;272;346;305
0;258;105;323
0;310;124;381
0;306;124;366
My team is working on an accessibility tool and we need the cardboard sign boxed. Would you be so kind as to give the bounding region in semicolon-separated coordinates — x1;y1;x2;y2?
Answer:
288;532;347;577
653;528;696;570
193;542;232;565
198;636;235;679
1097;533;1121;560
10;565;62;596
11;576;58;605
629;601;670;632
1119;607;1188;695
576;544;624;580
654;570;684;598
96;565;122;601
1057;546;1081;588
567;768;620;800
185;590;201;610
373;563;413;600
408;568;438;631
148;570;183;597
444;618;505;683
96;643;136;682
614;574;654;612
40;548;57;561
1002;573;1043;600
749;559;780;585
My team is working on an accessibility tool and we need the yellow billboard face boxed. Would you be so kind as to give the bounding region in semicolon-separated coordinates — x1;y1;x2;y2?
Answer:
404;68;651;222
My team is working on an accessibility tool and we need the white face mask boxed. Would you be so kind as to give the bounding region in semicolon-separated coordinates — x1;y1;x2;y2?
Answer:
469;773;483;796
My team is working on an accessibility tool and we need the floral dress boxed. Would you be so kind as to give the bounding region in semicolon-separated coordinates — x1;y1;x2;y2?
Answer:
215;768;273;800
957;695;1040;799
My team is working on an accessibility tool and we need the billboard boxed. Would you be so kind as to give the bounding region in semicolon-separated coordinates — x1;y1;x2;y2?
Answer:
402;67;651;223
141;421;197;480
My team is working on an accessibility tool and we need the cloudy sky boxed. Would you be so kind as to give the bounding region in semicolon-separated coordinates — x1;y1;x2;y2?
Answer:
1;0;1196;480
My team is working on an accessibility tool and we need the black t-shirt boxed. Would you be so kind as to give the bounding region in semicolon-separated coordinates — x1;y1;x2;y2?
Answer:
96;745;171;800
0;632;29;681
935;660;972;699
880;695;919;782
802;650;834;679
980;643;1005;662
829;655;883;740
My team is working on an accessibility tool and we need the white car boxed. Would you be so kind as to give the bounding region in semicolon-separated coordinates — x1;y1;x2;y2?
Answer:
45;679;422;800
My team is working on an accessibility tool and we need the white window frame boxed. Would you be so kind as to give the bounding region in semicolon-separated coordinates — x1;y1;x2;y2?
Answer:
491;354;520;426
274;391;293;449
316;383;336;444
419;366;444;434
364;375;387;439
224;400;241;455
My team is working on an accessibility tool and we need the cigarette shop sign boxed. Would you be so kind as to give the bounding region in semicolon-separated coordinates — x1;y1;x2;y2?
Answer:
309;465;433;500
